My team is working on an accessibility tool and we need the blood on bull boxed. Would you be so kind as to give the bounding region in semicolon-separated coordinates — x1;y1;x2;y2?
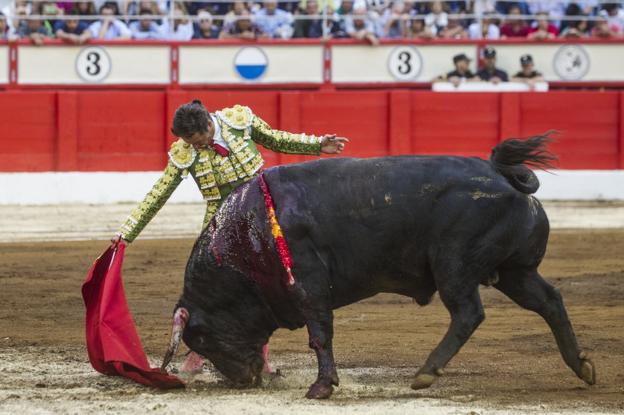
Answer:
161;134;596;399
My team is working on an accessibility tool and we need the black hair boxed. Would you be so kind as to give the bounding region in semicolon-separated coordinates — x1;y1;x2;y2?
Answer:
171;100;210;138
100;1;118;14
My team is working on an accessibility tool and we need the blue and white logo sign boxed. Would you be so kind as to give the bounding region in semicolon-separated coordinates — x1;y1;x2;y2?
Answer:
234;47;268;81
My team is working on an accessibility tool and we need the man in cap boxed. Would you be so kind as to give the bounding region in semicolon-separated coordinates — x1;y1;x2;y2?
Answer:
512;54;545;85
435;53;476;86
477;47;509;83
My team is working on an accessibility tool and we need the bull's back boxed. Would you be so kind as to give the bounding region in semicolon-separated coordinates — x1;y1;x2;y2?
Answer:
263;156;546;303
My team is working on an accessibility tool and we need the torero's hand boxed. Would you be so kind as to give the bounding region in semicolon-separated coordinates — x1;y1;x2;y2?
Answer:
320;134;349;154
111;234;128;247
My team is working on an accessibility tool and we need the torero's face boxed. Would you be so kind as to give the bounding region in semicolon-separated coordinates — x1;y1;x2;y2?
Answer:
182;118;216;151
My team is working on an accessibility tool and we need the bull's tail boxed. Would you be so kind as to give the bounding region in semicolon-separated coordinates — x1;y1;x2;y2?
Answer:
490;133;557;194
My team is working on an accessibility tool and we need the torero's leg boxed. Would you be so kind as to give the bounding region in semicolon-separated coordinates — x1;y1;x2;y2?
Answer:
495;268;596;385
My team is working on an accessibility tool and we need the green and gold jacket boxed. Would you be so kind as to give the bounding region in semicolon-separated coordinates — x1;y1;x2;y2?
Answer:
119;105;322;243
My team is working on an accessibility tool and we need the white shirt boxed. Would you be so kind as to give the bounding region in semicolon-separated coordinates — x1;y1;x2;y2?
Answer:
468;22;500;39
211;113;229;150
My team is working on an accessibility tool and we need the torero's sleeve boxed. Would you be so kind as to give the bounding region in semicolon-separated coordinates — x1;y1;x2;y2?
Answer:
250;113;322;155
118;140;196;243
201;200;220;229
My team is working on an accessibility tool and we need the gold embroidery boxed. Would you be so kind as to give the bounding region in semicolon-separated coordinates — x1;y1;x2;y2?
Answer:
168;139;197;169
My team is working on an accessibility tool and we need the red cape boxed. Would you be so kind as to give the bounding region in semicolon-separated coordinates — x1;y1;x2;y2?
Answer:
82;244;184;389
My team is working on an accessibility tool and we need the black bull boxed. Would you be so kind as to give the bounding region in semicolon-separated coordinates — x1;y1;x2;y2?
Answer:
161;136;596;399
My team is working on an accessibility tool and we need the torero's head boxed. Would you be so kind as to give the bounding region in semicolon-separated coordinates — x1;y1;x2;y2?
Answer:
171;99;216;151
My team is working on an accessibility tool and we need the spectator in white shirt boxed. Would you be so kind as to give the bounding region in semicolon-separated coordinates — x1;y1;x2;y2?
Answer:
600;3;624;33
158;3;193;40
424;0;447;36
345;6;379;44
89;3;131;39
254;0;294;39
381;1;407;38
0;12;18;40
468;12;500;39
129;8;161;39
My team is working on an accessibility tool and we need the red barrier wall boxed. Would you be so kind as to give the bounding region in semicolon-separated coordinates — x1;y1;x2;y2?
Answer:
0;90;622;172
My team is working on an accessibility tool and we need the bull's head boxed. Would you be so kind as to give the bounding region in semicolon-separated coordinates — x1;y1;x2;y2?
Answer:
161;263;277;386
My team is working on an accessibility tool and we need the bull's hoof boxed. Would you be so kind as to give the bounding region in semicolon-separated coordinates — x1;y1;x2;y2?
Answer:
305;382;334;399
579;358;596;385
411;373;437;390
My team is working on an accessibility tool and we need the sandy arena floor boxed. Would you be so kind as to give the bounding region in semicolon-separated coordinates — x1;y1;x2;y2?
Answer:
0;227;623;414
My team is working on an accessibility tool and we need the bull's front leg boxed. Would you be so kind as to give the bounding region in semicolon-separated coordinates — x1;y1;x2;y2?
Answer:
305;310;339;399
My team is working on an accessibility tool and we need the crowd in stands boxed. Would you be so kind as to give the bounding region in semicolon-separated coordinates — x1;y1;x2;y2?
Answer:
0;0;623;43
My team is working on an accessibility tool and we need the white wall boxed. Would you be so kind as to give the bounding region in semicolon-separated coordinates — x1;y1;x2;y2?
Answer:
1;170;623;204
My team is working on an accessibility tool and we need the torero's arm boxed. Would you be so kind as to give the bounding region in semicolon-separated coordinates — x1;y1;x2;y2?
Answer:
201;200;220;230
250;114;323;155
117;140;195;243
118;161;183;243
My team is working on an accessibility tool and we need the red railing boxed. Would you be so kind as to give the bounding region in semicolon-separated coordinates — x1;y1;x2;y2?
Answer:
1;89;623;172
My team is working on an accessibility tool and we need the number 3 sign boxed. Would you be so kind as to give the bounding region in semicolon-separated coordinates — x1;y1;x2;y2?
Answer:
76;47;111;82
388;46;422;81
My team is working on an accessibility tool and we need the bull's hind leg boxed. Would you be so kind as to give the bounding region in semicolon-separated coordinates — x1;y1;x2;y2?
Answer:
412;278;485;390
495;268;596;385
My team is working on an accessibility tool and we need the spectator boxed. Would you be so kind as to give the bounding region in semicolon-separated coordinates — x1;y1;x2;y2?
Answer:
19;1;57;36
72;1;97;25
129;8;161;39
293;0;324;38
89;3;131;39
467;12;500;39
576;0;599;15
591;15;620;37
223;1;249;33
477;46;508;83
528;1;566;22
559;18;590;38
435;53;476;86
219;9;265;39
381;1;407;38
439;16;467;38
0;12;18;40
37;1;63;27
158;4;193;40
122;0;167;18
16;16;52;45
193;10;220;39
512;54;545;85
500;5;529;38
473;0;497;16
425;0;448;36
527;12;558;39
345;6;379;45
254;0;294;39
495;1;529;15
336;0;354;15
405;17;434;39
55;11;92;44
599;3;624;34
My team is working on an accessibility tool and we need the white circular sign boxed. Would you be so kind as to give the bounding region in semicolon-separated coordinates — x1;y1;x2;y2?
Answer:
234;47;268;81
388;46;422;81
553;45;590;81
75;47;111;83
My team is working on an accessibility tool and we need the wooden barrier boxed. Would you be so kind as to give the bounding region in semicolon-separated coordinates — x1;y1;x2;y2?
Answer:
0;90;622;172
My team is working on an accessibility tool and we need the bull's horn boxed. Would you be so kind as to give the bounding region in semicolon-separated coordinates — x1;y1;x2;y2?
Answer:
161;307;190;372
